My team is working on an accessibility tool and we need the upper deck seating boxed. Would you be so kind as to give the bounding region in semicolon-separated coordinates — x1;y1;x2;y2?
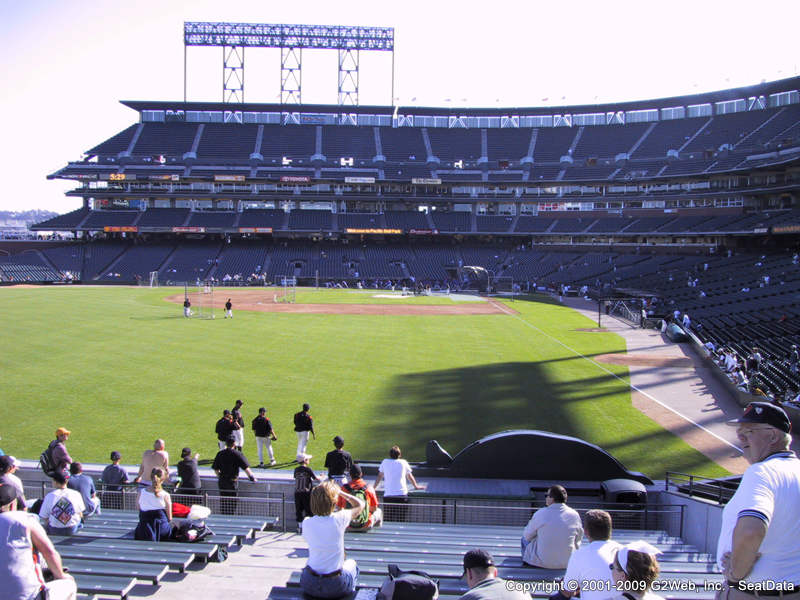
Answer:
137;209;191;228
260;125;316;159
186;211;237;228
238;209;287;230
87;124;139;158
131;123;198;157
430;212;471;233
82;211;140;229
196;124;258;161
338;213;384;230
34;208;90;230
427;129;482;162
384;211;431;231
378;128;427;162
514;216;556;233
322;126;376;160
287;210;332;231
532;128;578;162
487;129;532;160
476;215;513;233
573;123;649;159
630;118;706;158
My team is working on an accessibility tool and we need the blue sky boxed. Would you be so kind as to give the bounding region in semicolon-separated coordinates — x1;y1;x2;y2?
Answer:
1;0;798;212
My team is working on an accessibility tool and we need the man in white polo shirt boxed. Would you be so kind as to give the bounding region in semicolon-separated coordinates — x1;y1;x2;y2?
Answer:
561;510;621;600
716;402;800;599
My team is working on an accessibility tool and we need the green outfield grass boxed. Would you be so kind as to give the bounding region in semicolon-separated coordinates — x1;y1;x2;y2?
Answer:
0;285;730;478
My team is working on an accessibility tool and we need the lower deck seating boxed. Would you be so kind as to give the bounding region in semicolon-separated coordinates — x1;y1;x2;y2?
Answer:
47;508;276;598
276;522;721;600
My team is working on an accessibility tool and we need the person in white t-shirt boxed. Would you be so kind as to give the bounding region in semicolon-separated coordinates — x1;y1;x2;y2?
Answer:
373;445;423;522
299;480;365;598
716;402;800;599
561;510;621;600
38;471;85;536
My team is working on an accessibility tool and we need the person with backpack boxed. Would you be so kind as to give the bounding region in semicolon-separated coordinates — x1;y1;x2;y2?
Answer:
337;463;382;531
41;427;72;479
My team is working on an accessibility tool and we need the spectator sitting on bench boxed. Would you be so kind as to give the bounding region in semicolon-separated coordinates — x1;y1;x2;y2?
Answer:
521;484;582;569
300;480;365;598
337;463;382;531
101;451;128;510
460;548;527;600
38;471;85;536
134;467;174;542
67;462;101;517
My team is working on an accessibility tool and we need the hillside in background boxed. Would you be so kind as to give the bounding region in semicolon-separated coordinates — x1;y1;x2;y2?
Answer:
0;210;58;228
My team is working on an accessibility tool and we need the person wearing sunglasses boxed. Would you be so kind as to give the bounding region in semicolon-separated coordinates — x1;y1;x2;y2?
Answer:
716;402;800;599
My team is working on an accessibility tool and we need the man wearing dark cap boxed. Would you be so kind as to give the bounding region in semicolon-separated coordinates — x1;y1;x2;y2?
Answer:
325;435;353;485
716;402;800;599
0;484;77;600
216;409;237;451
176;447;202;501
294;403;315;457
101;451;128;509
461;549;527;600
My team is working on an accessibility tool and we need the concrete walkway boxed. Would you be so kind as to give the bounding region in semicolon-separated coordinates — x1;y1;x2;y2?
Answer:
559;295;799;474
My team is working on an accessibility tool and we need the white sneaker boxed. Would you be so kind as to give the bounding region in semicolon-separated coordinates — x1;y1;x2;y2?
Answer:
269;459;277;466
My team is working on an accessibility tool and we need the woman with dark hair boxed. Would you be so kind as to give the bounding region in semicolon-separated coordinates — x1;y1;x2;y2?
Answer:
134;468;174;541
609;541;663;600
373;445;423;522
299;480;365;598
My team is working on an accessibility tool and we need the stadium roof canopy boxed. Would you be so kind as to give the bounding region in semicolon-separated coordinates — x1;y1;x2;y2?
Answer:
122;75;800;117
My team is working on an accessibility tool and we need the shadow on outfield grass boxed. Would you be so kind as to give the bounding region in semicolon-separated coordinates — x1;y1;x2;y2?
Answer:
372;361;721;476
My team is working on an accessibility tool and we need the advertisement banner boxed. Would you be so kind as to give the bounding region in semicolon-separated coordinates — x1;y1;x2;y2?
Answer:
345;228;402;234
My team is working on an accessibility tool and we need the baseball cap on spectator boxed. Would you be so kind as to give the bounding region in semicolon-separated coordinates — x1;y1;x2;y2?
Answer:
462;549;494;575
56;427;71;437
333;435;344;446
181;447;192;458
52;471;69;485
0;484;16;507
350;463;363;479
727;401;791;433
110;451;121;461
303;403;310;411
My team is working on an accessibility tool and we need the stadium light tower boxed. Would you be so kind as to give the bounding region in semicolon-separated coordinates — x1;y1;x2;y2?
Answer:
183;22;395;105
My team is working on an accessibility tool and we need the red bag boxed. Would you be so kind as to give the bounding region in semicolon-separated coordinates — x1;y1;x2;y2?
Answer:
172;502;190;518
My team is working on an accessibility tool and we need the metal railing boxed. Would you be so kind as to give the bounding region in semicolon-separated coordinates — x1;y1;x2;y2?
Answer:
377;496;684;536
665;471;739;505
24;479;685;536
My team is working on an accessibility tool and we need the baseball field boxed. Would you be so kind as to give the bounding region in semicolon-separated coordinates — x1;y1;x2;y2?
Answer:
0;285;730;478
